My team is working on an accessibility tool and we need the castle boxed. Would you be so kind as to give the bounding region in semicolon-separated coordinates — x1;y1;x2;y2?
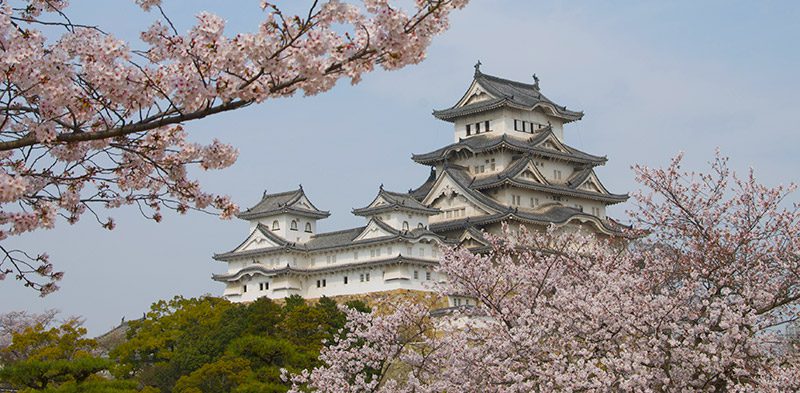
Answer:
212;65;627;303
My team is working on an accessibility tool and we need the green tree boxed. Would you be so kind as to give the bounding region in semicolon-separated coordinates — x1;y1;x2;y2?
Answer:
0;319;148;392
111;296;235;390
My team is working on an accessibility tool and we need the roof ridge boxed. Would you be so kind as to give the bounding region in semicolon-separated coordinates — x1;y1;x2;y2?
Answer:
259;188;301;200
477;71;539;91
309;226;366;238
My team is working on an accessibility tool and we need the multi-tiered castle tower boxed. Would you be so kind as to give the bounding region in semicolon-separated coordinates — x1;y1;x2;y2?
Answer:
212;66;627;302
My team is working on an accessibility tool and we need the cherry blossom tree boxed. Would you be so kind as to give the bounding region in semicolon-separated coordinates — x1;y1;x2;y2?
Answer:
0;0;468;295
288;152;800;392
0;309;58;351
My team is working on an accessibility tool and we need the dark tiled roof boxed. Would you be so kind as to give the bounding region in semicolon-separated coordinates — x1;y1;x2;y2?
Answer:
429;205;623;235
213;219;447;261
433;70;583;122
443;167;509;212
409;168;437;201
566;166;593;188
353;187;440;216
470;155;628;204
212;256;438;282
411;130;606;166
237;187;330;220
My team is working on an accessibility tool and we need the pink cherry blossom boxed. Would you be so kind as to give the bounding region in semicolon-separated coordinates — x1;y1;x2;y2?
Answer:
289;151;800;392
0;0;468;294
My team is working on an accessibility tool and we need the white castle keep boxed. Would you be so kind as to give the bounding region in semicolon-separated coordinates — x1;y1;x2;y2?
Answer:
212;65;628;303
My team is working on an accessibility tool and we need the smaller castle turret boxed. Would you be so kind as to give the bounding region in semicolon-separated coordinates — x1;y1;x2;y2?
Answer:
236;186;330;244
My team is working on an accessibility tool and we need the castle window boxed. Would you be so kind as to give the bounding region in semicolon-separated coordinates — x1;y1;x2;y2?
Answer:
406;246;413;255
344;276;349;284
514;119;519;131
553;170;562;181
490;158;496;171
360;274;364;282
512;195;521;206
243;284;247;293
323;279;326;287
425;271;431;280
366;273;370;281
290;220;298;231
259;283;263;291
272;220;280;230
419;247;425;257
414;270;419;279
475;122;481;133
485;120;490;131
402;221;409;231
304;222;312;232
417;223;424;229
353;251;359;260
316;280;320;288
592;207;601;217
574;204;584;212
530;197;539;207
466;124;471;136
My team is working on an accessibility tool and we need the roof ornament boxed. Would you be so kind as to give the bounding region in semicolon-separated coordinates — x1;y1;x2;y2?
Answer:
532;73;540;89
379;183;384;191
298;184;303;191
474;60;482;76
263;189;268;197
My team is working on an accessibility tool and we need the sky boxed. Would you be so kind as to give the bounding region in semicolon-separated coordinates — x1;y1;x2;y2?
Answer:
1;0;799;336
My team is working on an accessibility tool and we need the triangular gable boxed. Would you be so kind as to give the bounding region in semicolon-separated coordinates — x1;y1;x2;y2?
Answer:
458;228;490;248
353;219;397;241
290;194;315;211
556;214;616;237
367;195;391;209
512;159;550;185
455;79;498;108
535;133;570;154
421;172;497;216
575;171;612;195
235;227;283;252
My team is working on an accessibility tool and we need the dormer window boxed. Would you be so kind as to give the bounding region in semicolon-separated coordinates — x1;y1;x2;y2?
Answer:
272;220;280;230
417;223;424;229
304;222;312;233
290;220;298;231
402;221;409;231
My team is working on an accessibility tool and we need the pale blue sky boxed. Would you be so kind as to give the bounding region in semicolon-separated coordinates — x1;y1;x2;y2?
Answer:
2;1;799;335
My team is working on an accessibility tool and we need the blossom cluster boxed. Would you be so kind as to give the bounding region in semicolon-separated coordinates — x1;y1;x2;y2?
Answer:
0;0;467;294
290;152;800;392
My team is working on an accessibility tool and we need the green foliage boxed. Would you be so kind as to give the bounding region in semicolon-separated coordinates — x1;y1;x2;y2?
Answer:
0;320;113;390
1;296;370;393
108;295;370;393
